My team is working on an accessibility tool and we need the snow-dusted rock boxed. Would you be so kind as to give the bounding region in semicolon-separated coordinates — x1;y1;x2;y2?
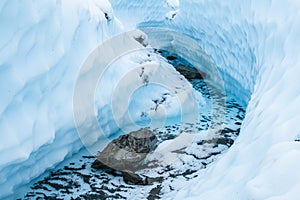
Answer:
92;128;157;171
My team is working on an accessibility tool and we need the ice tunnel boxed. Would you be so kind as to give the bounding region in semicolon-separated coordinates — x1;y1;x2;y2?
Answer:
0;0;299;199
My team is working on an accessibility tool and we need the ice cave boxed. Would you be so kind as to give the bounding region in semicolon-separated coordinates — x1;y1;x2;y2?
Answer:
0;0;299;199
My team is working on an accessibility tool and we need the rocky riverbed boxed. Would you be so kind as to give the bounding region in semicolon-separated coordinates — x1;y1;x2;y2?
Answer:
23;50;246;199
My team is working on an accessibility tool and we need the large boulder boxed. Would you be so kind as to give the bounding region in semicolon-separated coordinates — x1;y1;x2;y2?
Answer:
92;128;158;172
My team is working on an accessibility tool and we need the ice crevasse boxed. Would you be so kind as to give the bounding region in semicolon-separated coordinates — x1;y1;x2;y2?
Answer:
0;0;300;199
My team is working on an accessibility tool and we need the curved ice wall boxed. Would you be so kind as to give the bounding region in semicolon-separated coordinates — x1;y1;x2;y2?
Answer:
0;0;300;199
0;0;122;197
110;0;300;199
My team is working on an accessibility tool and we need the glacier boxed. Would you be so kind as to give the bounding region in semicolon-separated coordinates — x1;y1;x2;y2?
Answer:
1;0;300;199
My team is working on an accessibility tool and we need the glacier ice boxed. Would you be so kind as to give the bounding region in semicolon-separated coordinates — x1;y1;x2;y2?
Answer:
73;31;205;153
0;0;122;197
0;0;300;199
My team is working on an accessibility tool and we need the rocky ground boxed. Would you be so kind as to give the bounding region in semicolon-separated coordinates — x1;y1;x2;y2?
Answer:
23;50;246;200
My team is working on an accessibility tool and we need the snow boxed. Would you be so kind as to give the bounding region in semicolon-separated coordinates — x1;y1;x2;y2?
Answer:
1;0;300;199
146;132;200;165
145;129;220;166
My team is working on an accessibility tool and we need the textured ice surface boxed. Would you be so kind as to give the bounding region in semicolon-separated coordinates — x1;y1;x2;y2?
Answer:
109;0;300;199
0;0;122;197
1;0;300;199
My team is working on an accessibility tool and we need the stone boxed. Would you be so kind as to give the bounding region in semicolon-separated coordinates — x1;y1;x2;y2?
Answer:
122;170;146;185
175;64;205;80
122;170;163;185
166;55;177;61
92;128;158;172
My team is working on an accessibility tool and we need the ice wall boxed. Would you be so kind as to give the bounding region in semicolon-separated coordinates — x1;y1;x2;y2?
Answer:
0;0;299;199
111;0;260;106
0;0;122;197
110;0;300;199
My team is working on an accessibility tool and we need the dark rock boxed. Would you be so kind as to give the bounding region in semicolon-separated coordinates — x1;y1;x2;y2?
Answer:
134;35;148;47
216;137;234;146
91;159;107;169
122;170;163;186
122;170;146;185
92;128;158;171
166;55;177;60
104;13;111;21
197;137;234;147
175;64;205;80
147;184;162;200
79;191;106;200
